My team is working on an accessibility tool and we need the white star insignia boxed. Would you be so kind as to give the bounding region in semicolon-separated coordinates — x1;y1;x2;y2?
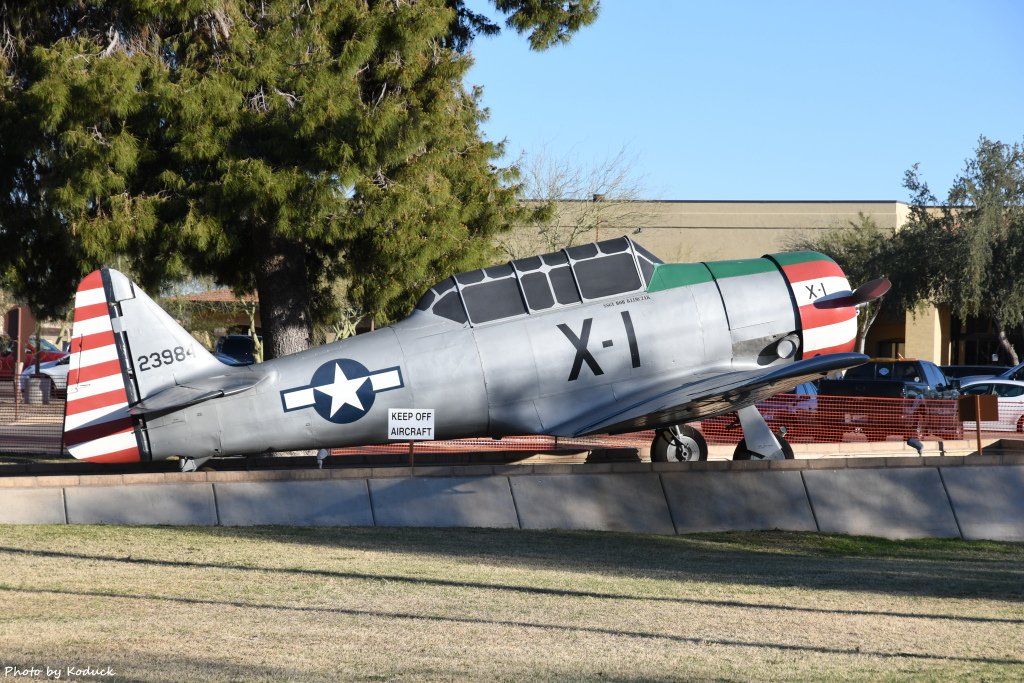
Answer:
314;363;369;418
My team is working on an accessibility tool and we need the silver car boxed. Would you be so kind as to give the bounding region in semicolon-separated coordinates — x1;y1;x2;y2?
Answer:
20;356;71;397
959;379;1024;433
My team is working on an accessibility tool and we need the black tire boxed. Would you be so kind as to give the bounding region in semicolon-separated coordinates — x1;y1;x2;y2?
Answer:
651;425;708;462
733;433;794;460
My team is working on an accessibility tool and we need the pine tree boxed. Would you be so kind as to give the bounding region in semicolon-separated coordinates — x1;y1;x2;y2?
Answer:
0;1;597;355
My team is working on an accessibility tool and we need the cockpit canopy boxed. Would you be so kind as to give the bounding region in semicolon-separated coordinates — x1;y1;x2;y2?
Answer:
414;236;663;326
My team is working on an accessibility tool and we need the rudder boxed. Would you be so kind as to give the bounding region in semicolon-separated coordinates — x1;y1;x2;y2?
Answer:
64;270;140;462
63;269;225;462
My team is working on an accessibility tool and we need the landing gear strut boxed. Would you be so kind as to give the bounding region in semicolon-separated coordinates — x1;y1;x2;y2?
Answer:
178;456;211;472
730;405;794;460
651;424;708;462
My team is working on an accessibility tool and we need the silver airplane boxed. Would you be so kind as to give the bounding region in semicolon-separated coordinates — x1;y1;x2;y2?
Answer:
62;237;888;469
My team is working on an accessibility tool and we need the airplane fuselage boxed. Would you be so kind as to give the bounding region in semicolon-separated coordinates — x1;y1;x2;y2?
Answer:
64;238;865;463
145;257;812;458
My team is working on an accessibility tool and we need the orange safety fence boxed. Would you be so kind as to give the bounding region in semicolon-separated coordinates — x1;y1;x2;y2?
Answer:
700;393;971;444
3;388;1022;458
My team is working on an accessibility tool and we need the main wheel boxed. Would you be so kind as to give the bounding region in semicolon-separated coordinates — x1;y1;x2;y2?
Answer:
733;433;794;460
651;425;708;462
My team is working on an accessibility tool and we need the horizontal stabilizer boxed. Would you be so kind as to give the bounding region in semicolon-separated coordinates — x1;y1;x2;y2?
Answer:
552;352;868;437
129;375;262;416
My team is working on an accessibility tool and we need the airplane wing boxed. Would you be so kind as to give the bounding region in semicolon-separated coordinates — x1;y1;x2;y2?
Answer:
552;352;867;437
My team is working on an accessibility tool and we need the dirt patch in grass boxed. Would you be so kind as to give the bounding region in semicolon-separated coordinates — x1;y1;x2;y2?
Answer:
0;526;1022;681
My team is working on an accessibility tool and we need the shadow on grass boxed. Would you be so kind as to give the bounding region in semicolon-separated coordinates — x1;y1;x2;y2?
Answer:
1;583;1022;667
202;526;1024;602
2;527;1023;604
2;543;1022;625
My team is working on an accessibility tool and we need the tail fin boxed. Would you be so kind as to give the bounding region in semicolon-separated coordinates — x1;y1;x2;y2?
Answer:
63;269;224;462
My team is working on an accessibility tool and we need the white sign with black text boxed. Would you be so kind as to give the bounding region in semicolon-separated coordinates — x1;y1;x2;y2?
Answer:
388;408;435;441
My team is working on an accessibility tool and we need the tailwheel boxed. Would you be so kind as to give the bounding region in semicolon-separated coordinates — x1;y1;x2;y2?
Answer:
651;425;708;462
733;432;794;460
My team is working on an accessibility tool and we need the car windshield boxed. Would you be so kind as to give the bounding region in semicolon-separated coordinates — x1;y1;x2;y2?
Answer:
220;337;253;355
1003;362;1024;381
29;337;61;353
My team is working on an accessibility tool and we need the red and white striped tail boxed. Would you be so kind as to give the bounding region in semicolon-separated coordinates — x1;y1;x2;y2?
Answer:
63;270;141;463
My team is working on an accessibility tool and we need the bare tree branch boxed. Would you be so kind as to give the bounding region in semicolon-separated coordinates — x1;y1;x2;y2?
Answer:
500;146;653;258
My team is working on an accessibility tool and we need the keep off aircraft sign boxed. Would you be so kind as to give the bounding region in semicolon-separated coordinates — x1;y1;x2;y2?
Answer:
388;409;435;441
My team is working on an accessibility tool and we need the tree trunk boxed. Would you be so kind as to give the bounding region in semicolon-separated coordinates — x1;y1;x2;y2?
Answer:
243;301;264;363
254;231;311;360
997;322;1019;366
855;303;882;355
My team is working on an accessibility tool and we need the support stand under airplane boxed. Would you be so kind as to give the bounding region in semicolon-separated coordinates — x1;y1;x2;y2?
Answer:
62;237;889;471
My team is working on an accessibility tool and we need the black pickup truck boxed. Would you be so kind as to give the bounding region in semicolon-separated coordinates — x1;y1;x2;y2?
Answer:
818;359;957;400
817;359;960;439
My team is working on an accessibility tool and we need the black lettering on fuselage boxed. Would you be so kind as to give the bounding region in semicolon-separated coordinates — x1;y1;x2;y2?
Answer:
805;282;828;299
621;310;641;368
558;318;604;381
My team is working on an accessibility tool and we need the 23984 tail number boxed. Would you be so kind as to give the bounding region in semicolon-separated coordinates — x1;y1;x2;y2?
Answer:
137;346;194;372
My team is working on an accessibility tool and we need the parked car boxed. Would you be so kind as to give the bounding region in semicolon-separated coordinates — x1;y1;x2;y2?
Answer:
941;364;1011;384
958;361;1024;387
817;359;959;439
818;358;957;399
1;335;69;378
214;334;259;365
959;379;1024;433
19;355;71;397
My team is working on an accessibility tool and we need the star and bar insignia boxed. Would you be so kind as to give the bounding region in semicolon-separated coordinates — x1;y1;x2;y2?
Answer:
280;359;403;424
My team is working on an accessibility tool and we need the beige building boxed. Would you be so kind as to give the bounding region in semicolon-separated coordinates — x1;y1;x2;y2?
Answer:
510;200;977;365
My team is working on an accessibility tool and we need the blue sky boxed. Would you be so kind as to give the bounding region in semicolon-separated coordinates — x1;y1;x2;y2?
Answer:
465;1;1024;200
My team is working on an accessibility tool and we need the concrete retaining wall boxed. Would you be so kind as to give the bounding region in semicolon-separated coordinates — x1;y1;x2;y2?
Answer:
939;465;1024;541
661;470;817;534
215;480;374;527
0;488;66;524
368;476;519;528
64;483;218;526
510;473;675;533
3;459;1024;541
803;468;962;539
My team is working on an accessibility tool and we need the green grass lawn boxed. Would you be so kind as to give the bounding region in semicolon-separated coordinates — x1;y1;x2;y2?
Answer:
0;526;1021;681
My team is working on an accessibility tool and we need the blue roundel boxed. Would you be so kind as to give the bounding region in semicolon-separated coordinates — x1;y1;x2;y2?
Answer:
310;359;377;424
